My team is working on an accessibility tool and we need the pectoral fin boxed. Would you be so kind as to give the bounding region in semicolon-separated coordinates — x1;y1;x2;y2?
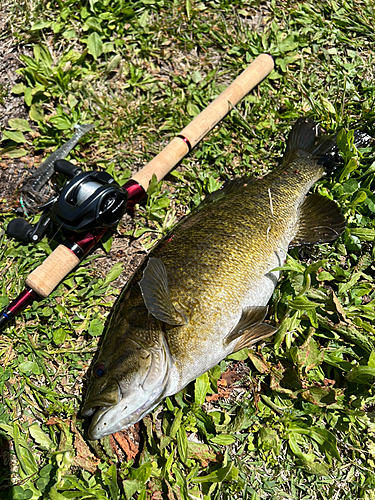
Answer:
225;306;276;352
139;257;187;326
291;193;346;246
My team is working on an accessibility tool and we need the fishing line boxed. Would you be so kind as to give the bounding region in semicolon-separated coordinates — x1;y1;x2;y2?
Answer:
48;220;65;246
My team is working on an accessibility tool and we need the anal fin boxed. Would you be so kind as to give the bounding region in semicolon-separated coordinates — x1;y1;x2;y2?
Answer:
291;193;346;247
224;306;276;352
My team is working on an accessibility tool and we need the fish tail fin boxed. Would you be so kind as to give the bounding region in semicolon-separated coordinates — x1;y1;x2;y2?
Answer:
285;117;372;174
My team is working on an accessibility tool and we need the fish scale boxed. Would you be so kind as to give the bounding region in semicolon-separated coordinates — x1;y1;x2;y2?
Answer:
82;117;353;439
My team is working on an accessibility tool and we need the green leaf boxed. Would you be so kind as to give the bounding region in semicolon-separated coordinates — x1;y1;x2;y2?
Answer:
195;372;210;405
8;486;33;500
169;408;183;439
18;361;42;375
347;365;375;384
13;423;38;476
187;101;200;117
53;327;67;345
210;434;237;445
48;114;73;130
186;0;193;19
289;425;341;462
29;104;45;122
288;295;320;311
7;147;29;158
103;262;124;286
192;462;238;483
12;82;26;94
177;426;188;464
87;32;104;60
88;318;104;336
2;130;27;143
8;118;32;132
30;20;52;31
101;234;113;253
258;427;280;452
343;178;359;194
29;424;54;450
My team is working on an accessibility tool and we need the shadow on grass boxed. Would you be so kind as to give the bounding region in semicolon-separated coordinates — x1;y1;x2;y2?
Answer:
0;432;10;500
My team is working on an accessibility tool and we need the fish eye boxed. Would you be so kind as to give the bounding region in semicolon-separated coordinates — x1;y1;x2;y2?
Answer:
94;363;105;378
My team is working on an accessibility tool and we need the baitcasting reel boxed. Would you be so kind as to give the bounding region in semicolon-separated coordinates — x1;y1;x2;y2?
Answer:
7;160;128;244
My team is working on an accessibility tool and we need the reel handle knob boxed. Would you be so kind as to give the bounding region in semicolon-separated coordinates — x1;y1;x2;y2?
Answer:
7;218;37;243
54;159;82;178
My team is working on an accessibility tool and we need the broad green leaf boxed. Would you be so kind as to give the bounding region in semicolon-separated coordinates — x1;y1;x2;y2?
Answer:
101;234;113;253
343;178;359;194
186;0;193;19
187;101;200;117
12;82;27;94
210;434;236;446
8;118;32;132
258;427;280;452
288;295;320;311
2;130;27;143
8;486;33;500
29;104;45;122
29;424;54;450
289;425;341;462
347;365;375;384
321;97;336;114
49;115;73;130
18;360;42;375
106;54;122;73
103;262;124;286
53;327;67;345
192;462;238;483
7;147;29;158
87;32;104;60
13;423;38;477
30;20;52;31
195;372;210;405
88;318;104;336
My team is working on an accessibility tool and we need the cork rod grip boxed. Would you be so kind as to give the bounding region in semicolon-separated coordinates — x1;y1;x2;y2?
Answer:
132;53;274;191
25;244;80;298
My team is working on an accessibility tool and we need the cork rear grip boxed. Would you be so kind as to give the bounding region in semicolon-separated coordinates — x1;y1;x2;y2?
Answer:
132;53;274;191
26;244;80;298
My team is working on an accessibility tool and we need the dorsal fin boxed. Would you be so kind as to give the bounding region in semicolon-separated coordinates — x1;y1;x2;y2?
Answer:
196;176;254;210
291;193;346;246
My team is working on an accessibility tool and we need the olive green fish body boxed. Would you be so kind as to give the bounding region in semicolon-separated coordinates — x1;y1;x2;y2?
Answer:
82;117;348;439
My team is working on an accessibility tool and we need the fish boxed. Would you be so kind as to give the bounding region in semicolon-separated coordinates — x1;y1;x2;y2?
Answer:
82;117;365;440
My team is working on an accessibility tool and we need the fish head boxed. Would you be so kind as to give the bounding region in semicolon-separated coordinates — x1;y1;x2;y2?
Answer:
82;309;171;439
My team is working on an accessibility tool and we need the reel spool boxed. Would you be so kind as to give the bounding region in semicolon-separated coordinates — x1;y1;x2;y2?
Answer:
7;160;128;243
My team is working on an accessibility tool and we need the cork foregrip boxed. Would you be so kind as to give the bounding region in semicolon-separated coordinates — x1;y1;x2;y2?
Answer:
25;244;80;298
132;54;274;191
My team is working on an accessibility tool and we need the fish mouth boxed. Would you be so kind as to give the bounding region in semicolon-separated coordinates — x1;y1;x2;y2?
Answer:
87;381;168;440
81;381;120;418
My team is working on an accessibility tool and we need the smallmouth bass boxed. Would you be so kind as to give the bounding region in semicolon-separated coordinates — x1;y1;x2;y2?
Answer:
82;117;365;440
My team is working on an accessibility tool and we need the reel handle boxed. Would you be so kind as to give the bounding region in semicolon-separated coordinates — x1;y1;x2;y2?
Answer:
54;159;82;178
7;218;36;243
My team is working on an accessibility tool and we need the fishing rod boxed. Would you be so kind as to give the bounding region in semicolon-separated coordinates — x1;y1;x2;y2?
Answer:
0;53;274;331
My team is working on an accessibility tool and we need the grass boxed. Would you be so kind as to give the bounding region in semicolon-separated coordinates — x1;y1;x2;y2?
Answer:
0;0;375;498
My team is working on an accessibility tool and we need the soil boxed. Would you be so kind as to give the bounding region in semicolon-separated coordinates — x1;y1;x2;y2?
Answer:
0;8;32;213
